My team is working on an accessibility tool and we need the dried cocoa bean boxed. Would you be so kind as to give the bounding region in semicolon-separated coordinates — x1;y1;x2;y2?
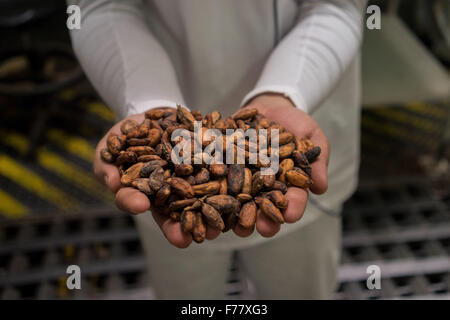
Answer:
239;200;257;229
194;168;210;184
227;164;244;195
181;211;196;233
175;164;194;176
120;162;145;186
209;163;228;177
154;184;171;207
265;190;289;210
170;177;195;199
100;148;115;163
107;134;126;156
233;108;258;121
305;146;321;163
255;197;284;224
201;203;225;231
116;151;137;166
140;160;168;177
192;181;220;196
168;198;197;212
192;212;206;243
205;195;241;215
285;167;312;189
237;193;252;203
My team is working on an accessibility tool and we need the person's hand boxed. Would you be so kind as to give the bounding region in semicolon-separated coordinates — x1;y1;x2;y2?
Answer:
232;93;330;238
93;111;221;249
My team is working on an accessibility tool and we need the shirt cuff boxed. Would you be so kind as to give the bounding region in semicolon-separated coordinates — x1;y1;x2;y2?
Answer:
241;85;309;114
124;99;186;119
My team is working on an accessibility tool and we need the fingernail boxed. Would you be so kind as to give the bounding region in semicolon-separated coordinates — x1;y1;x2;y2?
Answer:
104;175;109;186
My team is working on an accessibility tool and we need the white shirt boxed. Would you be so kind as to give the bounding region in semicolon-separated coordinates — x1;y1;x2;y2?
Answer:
69;0;366;249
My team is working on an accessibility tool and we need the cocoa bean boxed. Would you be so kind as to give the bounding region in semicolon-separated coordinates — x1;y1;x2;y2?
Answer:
265;190;289;210
192;212;206;243
145;109;165;120
201;203;224;231
239;200;257;229
192;181;220;196
233;108;258;121
209;163;228;177
255;197;284;224
168;198;197;212
170;177;195;198
107;134;126;156
285;167;312;189
181;211;196;233
120;162;145;186
116;151;137;166
194;168;210;184
175;164;194;176
154;184;171;207
205;195;241;215
120;119;139;135
227;164;244;195
100;148;115;163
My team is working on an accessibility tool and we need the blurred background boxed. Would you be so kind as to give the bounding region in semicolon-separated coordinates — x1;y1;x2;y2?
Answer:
0;0;448;299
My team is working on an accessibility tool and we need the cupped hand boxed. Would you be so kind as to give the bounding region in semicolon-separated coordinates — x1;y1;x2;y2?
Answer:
232;93;330;238
93;112;220;249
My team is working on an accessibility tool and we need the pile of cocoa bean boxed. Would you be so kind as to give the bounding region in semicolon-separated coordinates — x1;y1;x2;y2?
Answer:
101;106;321;243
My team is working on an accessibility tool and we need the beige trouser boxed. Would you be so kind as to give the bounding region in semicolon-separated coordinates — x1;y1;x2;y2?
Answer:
134;207;342;300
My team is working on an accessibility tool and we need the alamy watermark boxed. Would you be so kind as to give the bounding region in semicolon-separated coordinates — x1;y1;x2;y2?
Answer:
366;265;381;290
66;264;81;290
66;5;382;31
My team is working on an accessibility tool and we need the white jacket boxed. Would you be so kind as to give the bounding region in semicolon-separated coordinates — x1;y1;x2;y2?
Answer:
69;0;366;248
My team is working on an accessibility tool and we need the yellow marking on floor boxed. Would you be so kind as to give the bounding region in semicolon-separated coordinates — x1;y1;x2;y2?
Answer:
37;150;114;202
406;102;448;119
58;89;76;101
46;129;95;163
84;101;116;122
0;189;28;218
0;154;80;210
371;108;441;134
0;131;113;203
361;116;433;147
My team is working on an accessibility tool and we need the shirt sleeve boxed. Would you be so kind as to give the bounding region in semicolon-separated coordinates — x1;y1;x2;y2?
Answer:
242;0;367;113
67;0;185;119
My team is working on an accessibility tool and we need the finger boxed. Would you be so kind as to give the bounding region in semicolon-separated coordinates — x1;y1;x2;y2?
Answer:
256;210;281;238
283;187;308;223
233;223;255;238
206;227;221;240
308;126;330;195
94;113;146;193
160;218;193;248
115;187;150;214
94;158;122;193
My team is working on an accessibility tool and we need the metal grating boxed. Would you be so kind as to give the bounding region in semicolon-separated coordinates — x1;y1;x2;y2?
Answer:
0;176;448;299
